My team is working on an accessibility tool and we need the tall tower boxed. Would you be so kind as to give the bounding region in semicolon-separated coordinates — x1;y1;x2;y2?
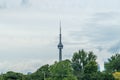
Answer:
58;21;63;61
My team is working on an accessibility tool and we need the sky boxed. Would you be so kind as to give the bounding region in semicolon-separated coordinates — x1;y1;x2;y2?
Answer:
0;0;120;73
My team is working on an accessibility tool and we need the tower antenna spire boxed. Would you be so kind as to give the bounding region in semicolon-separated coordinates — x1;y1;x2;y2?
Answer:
60;20;61;34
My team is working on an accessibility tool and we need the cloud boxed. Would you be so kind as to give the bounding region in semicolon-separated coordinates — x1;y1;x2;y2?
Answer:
0;59;55;73
0;0;119;12
0;0;120;72
69;11;120;43
63;11;120;71
108;41;120;53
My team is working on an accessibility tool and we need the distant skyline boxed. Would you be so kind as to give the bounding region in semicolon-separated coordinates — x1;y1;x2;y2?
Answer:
0;0;120;73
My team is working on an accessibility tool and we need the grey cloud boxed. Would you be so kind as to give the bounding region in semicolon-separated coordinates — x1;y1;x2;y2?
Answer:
90;12;118;22
66;11;120;53
69;25;120;44
108;41;120;53
96;46;103;52
84;12;120;42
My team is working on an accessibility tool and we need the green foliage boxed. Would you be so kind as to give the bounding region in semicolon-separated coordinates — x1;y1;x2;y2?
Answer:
105;54;120;72
48;60;77;80
82;72;115;80
0;71;24;80
29;64;50;80
100;72;115;80
72;49;97;79
63;75;77;80
72;49;97;71
84;61;98;73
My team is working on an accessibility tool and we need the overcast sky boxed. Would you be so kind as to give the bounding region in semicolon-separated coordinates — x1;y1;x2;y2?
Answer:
0;0;120;73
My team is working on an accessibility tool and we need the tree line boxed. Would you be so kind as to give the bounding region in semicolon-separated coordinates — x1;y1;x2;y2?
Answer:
0;49;120;80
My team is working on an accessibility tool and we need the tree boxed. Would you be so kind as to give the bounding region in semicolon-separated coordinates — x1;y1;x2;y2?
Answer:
105;53;120;72
84;61;98;74
82;71;115;80
29;64;50;80
72;49;97;71
47;60;77;80
71;49;97;79
0;71;24;80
